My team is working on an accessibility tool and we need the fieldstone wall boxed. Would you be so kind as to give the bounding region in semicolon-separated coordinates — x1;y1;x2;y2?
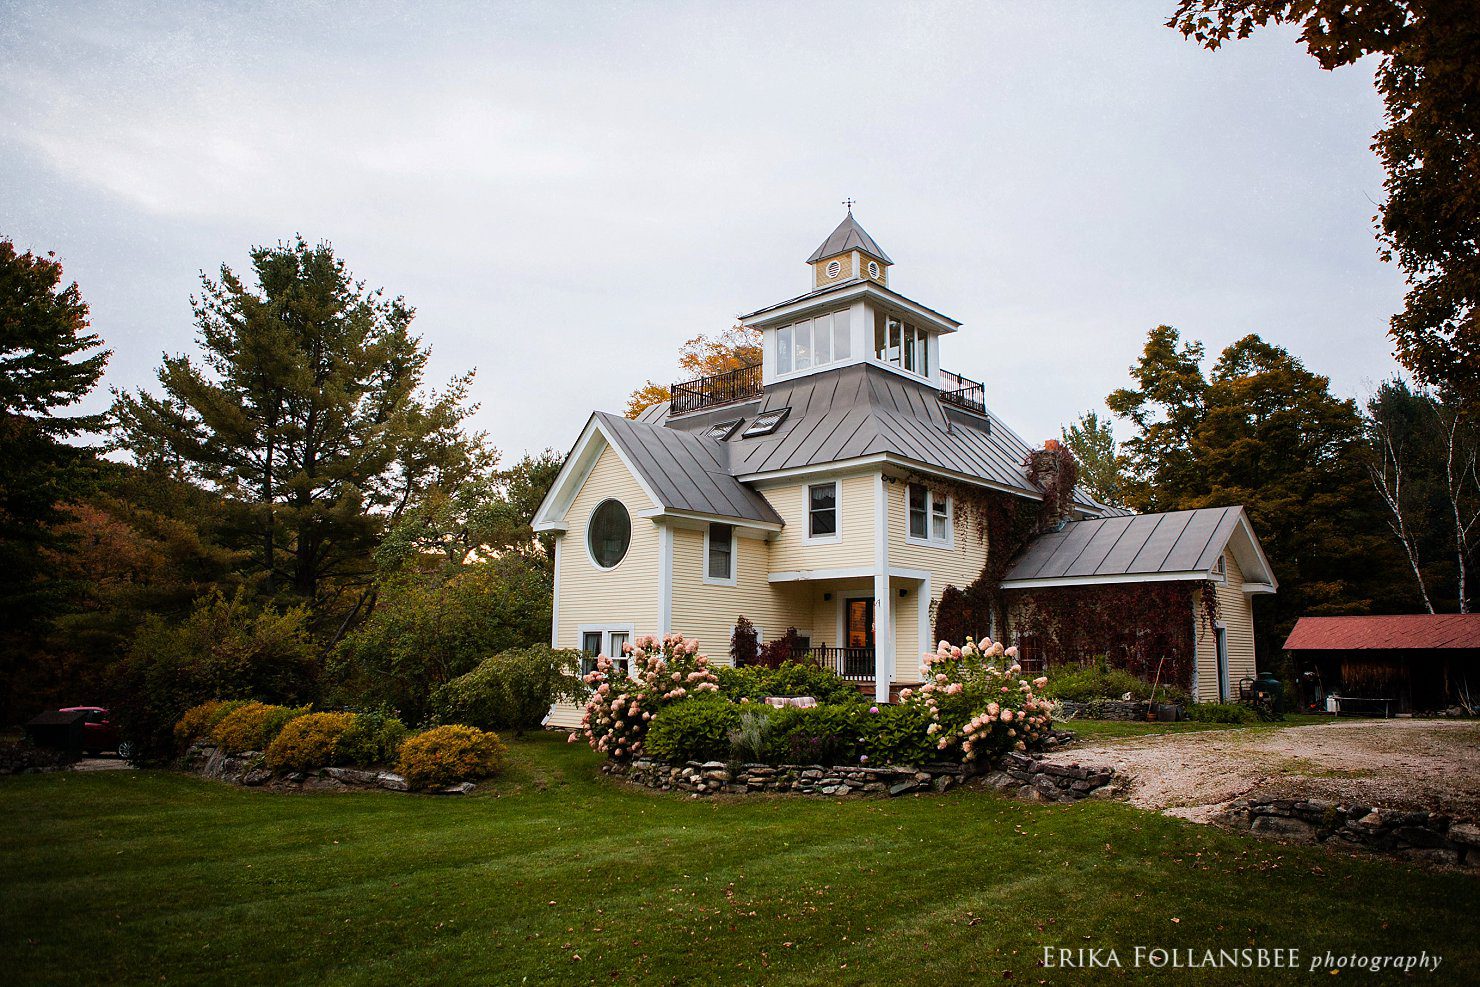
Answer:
608;758;972;796
0;741;77;775
608;740;1116;804
1224;799;1480;867
180;743;473;795
1058;699;1150;721
981;751;1118;802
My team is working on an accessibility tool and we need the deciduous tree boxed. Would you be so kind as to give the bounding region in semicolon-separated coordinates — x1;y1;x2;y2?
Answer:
1168;1;1480;407
625;325;761;418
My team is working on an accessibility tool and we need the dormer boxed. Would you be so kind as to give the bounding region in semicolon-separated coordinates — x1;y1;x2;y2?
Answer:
807;210;892;290
740;211;960;388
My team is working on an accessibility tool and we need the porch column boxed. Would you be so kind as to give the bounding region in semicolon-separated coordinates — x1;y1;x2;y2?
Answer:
873;473;893;704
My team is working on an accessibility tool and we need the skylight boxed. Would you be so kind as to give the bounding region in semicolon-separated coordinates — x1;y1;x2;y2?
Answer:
741;408;790;438
707;419;744;441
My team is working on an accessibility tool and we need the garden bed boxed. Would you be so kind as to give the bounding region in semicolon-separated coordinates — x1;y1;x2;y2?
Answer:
181;742;480;793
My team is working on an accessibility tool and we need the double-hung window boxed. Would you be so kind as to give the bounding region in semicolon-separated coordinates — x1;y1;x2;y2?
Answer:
807;482;839;541
705;523;736;584
580;627;632;677
906;483;951;546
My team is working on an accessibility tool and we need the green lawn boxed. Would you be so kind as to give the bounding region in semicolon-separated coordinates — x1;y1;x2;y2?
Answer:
2;733;1477;985
1066;713;1336;741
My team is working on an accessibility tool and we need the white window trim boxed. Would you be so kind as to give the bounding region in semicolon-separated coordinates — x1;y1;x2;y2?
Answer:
578;623;637;676
804;480;842;544
904;483;954;549
702;522;738;586
1210;554;1229;584
584;498;632;571
772;309;853;382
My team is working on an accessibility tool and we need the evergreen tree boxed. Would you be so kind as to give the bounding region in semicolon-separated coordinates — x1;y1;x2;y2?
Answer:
1106;327;1416;657
1060;410;1124;507
0;238;110;723
113;238;485;613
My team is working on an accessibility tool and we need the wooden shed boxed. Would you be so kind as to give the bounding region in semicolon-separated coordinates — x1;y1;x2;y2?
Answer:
1283;615;1480;714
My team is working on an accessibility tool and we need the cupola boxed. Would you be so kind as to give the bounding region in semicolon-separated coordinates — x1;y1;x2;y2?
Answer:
806;207;892;290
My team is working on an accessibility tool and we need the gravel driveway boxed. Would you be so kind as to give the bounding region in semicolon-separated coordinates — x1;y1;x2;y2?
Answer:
1042;719;1480;823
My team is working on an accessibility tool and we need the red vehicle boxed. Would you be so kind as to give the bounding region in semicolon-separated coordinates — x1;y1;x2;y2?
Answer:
58;707;133;758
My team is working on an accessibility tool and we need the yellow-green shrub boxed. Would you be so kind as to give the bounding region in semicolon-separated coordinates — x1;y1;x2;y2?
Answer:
174;699;249;750
265;712;357;771
395;725;507;790
211;702;307;754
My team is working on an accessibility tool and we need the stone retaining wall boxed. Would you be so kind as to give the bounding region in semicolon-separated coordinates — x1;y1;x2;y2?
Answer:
608;758;971;796
980;751;1118;802
608;741;1117;804
1059;699;1152;721
180;743;473;795
0;740;76;775
1223;799;1480;867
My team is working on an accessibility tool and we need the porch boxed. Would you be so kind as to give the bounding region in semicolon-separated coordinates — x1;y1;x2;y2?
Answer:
757;569;932;702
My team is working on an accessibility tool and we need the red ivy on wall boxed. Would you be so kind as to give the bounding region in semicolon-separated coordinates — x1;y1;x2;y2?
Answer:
1007;581;1219;689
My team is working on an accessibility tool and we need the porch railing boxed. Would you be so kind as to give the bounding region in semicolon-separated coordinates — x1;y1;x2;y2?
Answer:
669;363;763;416
939;368;986;415
804;646;876;682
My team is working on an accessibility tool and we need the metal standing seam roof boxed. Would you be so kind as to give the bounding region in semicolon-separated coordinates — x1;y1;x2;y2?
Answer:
1000;506;1244;583
683;363;1104;510
806;212;893;264
1284;615;1480;651
593;412;783;526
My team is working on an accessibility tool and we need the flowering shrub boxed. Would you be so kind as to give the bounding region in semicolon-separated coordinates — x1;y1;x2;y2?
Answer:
396;724;508;789
265;712;357;771
899;637;1054;763
210;702;308;754
574;633;720;760
173;699;249;750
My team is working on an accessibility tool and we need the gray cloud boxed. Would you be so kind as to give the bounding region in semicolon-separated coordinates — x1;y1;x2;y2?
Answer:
1;0;1403;459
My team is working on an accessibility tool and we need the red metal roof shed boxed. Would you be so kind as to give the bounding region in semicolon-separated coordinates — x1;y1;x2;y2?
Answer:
1284;615;1480;652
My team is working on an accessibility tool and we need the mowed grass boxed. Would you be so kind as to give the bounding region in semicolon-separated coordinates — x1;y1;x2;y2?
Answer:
2;733;1478;985
1067;713;1335;741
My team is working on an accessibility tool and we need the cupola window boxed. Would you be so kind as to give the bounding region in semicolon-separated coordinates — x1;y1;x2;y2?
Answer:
775;310;850;377
874;311;929;378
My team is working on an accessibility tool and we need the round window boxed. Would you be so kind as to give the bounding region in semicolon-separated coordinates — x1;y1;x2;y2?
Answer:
826;260;841;278
587;499;631;569
867;261;880;278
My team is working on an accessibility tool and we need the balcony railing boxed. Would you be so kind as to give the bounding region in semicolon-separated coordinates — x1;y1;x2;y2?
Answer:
804;646;876;682
669;363;763;416
939;369;986;415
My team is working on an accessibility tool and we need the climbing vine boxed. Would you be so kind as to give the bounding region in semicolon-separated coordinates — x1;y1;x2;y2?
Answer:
1007;579;1222;690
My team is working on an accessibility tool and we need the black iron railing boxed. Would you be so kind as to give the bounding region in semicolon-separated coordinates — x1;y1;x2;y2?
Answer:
669;363;763;416
939;369;986;415
804;646;876;682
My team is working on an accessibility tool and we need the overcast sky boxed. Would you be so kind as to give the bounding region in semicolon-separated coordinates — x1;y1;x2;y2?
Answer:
1;1;1402;461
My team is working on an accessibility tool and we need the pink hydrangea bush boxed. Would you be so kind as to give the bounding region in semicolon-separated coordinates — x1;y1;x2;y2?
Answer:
899;637;1054;763
573;633;719;760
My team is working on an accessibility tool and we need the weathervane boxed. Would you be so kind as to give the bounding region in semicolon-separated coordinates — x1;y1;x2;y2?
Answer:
842;197;856;212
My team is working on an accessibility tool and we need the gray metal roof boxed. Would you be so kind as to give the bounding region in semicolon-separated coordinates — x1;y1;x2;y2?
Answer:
1000;506;1245;584
594;412;783;525
806;212;893;264
661;363;1101;510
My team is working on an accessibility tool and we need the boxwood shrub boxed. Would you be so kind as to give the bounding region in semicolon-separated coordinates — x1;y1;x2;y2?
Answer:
644;697;741;763
210;702;308;754
396;725;508;790
1183;701;1257;724
336;710;408;767
265;712;358;771
173;699;250;750
714;661;863;706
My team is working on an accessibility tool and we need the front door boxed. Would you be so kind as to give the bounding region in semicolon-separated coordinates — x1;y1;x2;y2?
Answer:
845;597;875;679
